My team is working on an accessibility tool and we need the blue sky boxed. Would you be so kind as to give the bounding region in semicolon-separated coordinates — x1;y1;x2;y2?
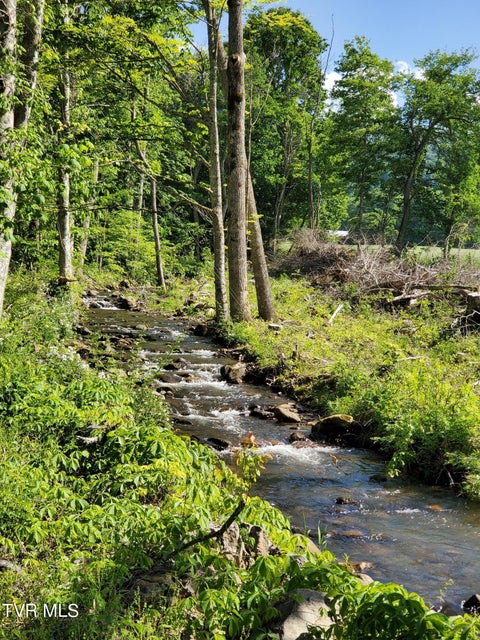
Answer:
263;0;480;70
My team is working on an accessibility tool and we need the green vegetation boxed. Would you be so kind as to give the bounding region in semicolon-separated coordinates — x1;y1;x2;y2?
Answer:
2;1;480;637
0;273;478;639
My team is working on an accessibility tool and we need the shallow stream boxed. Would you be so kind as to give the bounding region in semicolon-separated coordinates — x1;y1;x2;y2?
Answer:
86;300;480;610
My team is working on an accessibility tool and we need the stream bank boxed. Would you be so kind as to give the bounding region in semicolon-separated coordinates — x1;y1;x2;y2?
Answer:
82;292;480;611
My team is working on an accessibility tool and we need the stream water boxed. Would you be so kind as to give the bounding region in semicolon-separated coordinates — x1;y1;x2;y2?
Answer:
86;300;480;610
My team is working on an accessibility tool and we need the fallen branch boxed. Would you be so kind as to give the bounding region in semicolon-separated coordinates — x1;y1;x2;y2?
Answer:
161;498;246;565
326;304;344;325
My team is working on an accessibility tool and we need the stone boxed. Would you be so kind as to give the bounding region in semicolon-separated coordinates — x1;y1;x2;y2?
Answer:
279;589;333;640
310;414;363;445
354;573;374;586
164;358;189;371
249;405;274;420
220;362;247;384
288;431;307;443
204;437;230;451
114;295;144;311
216;522;248;568
193;324;210;336
75;325;92;336
268;323;282;331
274;403;302;423
157;372;183;384
335;496;358;505
463;593;480;614
249;525;271;557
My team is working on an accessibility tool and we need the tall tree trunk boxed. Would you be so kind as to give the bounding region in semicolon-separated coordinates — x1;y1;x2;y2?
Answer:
57;162;73;281
307;130;315;230
357;189;365;235
226;0;251;322
57;68;74;281
203;0;229;322
247;175;277;320
272;180;287;255
150;178;166;291
396;159;420;251
0;0;44;317
134;171;145;251
14;0;45;130
57;2;73;282
79;158;99;271
132;103;167;291
191;160;203;262
0;0;17;319
396;124;436;251
217;24;275;321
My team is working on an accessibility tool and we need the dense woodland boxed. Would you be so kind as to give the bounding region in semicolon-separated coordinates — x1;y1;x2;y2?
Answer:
2;1;480;638
2;0;480;316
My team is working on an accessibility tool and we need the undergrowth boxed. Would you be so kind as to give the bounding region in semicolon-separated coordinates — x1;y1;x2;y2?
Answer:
0;272;478;639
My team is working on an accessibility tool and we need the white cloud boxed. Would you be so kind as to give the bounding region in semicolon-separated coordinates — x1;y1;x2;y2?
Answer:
395;60;425;79
324;71;342;92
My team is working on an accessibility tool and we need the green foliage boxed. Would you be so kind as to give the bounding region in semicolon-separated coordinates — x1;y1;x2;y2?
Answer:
310;582;480;639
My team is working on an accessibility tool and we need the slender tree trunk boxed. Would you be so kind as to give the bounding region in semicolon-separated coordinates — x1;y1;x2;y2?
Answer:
247;175;277;320
79;158;99;271
203;0;229;322
132;103;167;292
272;180;287;255
0;0;17;319
0;0;44;316
217;23;275;321
14;0;45;130
150;178;166;291
134;171;145;251
307;130;315;230
57;65;74;281
191;160;203;262
57;2;73;282
396;125;436;251
57;162;73;281
226;0;251;322
396;163;416;251
357;189;365;235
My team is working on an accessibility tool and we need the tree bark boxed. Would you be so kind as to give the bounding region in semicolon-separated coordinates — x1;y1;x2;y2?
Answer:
79;158;99;271
218;33;276;320
57;71;74;281
57;160;73;281
226;0;251;322
247;175;277;320
0;0;17;318
14;0;45;130
150;178;166;291
396;122;436;251
132;104;167;292
57;2;74;282
203;0;229;322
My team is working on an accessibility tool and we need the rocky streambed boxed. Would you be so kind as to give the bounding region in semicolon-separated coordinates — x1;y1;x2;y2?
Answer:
82;293;480;612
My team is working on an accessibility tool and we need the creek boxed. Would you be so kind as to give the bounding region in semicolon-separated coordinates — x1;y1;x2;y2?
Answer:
86;299;480;611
